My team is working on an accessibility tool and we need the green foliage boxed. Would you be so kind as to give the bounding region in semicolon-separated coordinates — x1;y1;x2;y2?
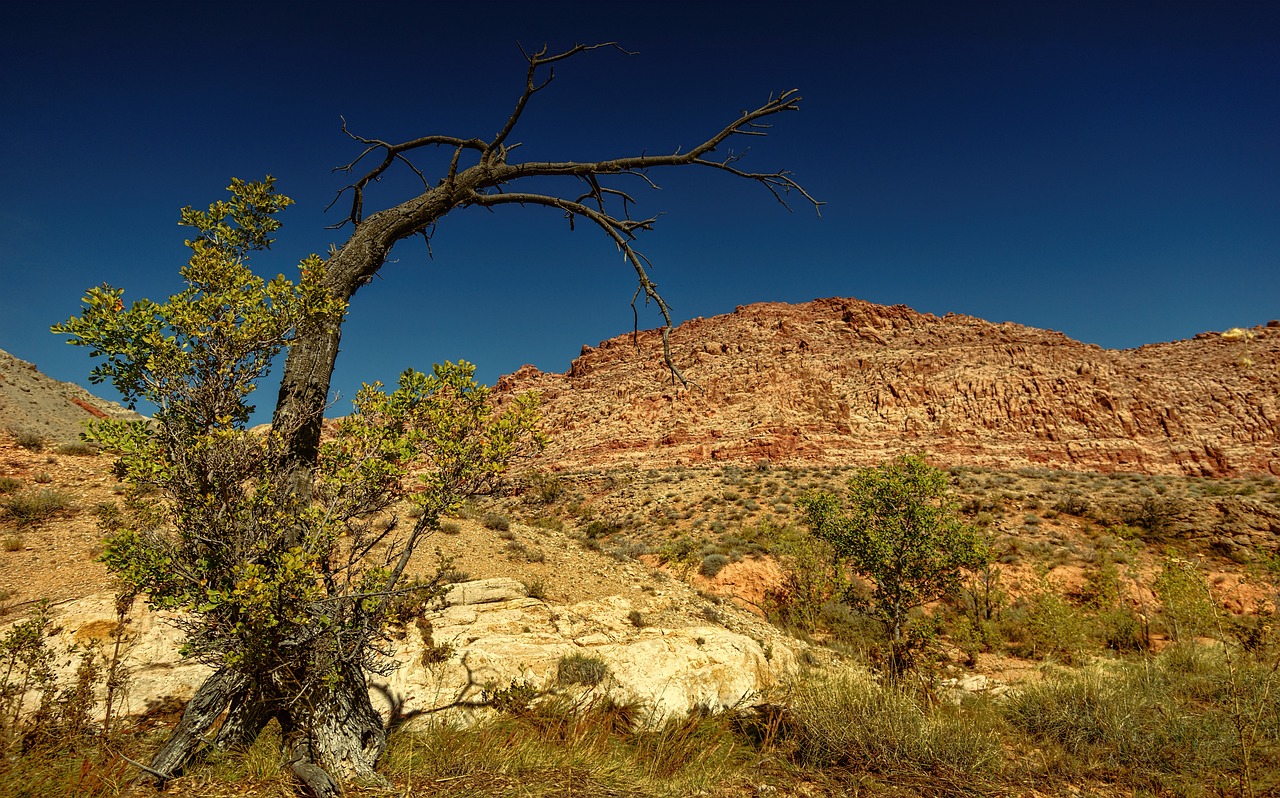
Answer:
1154;554;1217;642
0;478;19;495
797;455;990;675
51;178;543;699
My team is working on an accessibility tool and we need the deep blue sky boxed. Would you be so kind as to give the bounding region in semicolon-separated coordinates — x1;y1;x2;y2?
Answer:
3;1;1277;420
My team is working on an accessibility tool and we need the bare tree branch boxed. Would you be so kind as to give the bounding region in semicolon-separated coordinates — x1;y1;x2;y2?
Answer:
275;42;818;475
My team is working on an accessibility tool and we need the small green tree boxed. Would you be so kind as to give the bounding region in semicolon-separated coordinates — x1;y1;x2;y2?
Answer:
53;178;543;792
798;455;990;675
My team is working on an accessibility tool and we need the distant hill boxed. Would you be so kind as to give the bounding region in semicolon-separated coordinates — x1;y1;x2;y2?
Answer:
496;297;1280;477
0;347;144;444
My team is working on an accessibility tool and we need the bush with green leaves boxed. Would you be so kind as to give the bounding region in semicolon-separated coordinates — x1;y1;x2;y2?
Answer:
51;178;543;789
797;455;990;675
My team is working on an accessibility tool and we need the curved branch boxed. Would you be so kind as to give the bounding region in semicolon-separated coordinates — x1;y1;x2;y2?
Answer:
469;190;691;386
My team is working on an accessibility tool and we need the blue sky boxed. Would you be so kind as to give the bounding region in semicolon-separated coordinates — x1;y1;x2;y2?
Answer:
2;1;1277;420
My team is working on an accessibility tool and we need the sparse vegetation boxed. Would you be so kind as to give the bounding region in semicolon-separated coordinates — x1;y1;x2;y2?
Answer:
9;429;44;452
0;488;73;528
557;653;609;686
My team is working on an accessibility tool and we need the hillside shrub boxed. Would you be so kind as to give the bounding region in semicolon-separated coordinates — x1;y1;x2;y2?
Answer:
481;512;510;532
557;654;609;687
9;430;44;452
790;672;1001;777
699;553;730;578
1;489;73;528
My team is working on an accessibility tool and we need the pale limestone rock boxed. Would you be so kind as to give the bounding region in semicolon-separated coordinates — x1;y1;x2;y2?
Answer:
443;577;528;606
15;585;800;731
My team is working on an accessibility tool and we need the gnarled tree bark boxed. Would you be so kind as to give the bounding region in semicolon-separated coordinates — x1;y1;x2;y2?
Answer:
149;42;818;792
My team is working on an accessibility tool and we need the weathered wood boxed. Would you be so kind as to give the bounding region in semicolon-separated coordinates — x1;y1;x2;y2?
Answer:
139;668;248;786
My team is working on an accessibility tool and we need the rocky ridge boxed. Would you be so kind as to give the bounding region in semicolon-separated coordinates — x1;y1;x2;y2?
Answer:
496;297;1280;476
0;347;143;443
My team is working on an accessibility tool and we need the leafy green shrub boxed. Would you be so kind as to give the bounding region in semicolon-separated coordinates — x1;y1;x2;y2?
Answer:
483;679;540;715
1002;587;1090;663
699;553;730;578
1;488;73;528
557;653;609;687
798;455;990;676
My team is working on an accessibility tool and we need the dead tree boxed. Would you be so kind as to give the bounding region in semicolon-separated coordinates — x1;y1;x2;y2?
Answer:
147;42;820;795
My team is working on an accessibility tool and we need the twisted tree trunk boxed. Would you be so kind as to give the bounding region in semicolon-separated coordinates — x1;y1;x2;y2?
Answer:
142;43;814;793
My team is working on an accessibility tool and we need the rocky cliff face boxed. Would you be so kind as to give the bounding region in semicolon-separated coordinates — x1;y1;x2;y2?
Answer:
496;298;1280;476
0;347;143;443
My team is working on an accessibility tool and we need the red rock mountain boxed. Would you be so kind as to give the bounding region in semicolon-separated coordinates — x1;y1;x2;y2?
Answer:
495;298;1280;476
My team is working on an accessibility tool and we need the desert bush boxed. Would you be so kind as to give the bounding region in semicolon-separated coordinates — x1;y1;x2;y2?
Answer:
557;654;609;687
1154;555;1217;642
699;553;730;578
481;512;511;532
440;520;462;535
583;518;623;539
1004;656;1250;787
0;478;20;495
1121;493;1185;539
1001;581;1090;664
54;442;98;457
1051;491;1090;516
1;535;21;552
790;672;1001;777
523;472;566;505
1;488;73;528
9;430;44;452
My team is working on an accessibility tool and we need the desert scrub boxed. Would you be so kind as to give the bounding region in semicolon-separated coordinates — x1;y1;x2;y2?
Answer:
54;442;98;457
0;477;19;494
699;553;731;578
790;671;1001;777
1002;651;1268;790
1;488;73;528
557;653;609;686
9;429;44;451
481;512;511;532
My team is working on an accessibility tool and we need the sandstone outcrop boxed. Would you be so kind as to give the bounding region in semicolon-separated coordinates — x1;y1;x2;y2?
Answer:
496;298;1280;476
11;580;801;730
